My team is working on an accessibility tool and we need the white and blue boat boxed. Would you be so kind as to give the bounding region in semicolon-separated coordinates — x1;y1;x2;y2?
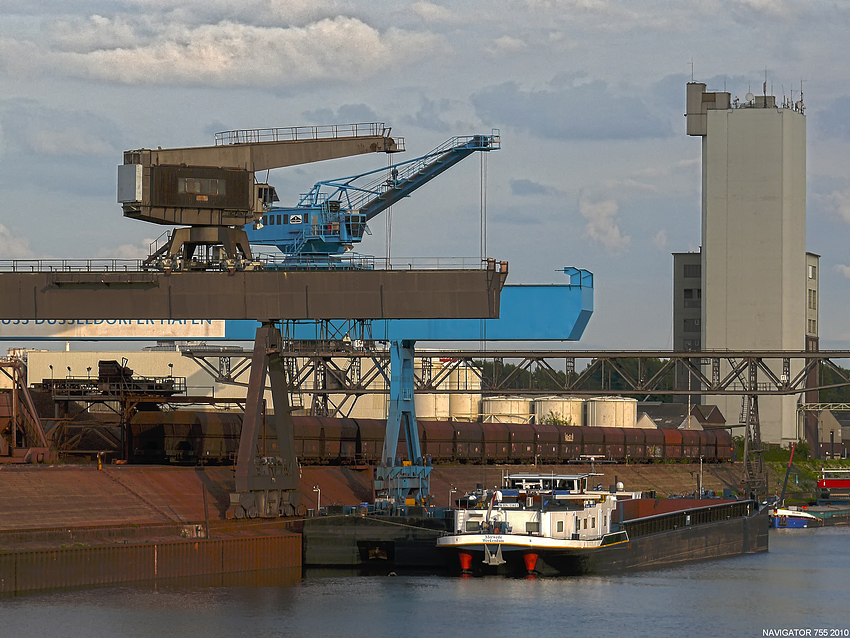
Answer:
769;506;822;529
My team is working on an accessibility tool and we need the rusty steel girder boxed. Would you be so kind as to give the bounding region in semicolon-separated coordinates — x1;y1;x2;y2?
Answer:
0;262;507;321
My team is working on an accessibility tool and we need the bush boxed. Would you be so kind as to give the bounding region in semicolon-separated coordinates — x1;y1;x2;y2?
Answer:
541;411;574;426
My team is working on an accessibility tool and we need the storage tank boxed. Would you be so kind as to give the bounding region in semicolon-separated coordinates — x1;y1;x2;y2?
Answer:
414;393;451;420
533;396;584;426
586;397;638;428
346;392;389;420
481;396;533;424
447;361;481;421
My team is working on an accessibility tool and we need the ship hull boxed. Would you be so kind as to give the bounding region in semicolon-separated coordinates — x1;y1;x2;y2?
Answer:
440;507;769;576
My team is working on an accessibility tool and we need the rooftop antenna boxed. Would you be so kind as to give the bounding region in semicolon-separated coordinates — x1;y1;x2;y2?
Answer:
690;58;694;81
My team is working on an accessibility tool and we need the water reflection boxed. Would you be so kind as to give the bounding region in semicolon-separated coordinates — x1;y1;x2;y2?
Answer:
1;528;847;638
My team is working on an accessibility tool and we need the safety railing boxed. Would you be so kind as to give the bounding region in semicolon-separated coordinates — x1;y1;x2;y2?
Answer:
1;256;497;273
0;259;145;272
215;122;399;146
344;133;499;212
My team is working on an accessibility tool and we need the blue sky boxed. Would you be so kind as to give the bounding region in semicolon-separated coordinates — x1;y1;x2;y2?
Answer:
1;0;850;350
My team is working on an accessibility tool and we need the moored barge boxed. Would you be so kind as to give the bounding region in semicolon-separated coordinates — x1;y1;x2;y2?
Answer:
437;473;768;576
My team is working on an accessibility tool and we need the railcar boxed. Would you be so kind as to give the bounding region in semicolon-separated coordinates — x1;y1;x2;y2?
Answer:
130;412;734;466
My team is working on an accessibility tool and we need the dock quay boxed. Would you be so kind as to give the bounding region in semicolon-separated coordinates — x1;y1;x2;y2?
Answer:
0;461;776;591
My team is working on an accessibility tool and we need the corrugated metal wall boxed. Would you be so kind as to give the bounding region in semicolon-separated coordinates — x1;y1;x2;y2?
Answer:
0;534;300;594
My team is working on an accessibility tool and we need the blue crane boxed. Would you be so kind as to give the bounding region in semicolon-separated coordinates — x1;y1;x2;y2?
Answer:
243;132;500;264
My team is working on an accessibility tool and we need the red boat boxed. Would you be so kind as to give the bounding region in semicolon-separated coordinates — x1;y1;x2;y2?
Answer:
817;468;850;505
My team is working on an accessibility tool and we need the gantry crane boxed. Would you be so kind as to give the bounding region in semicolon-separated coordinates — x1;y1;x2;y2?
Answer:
117;123;402;271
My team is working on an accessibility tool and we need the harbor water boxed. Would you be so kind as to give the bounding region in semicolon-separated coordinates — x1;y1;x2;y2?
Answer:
1;527;848;638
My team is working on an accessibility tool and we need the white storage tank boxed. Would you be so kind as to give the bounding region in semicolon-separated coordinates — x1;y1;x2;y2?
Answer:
345;392;389;419
449;394;480;421
533;396;584;426
586;397;638;428
447;362;481;421
481;396;533;424
414;393;451;420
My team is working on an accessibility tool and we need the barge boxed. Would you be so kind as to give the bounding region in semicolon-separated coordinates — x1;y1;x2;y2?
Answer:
437;473;768;576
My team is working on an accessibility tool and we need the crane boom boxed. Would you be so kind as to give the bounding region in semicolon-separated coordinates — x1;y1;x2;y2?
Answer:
244;131;500;261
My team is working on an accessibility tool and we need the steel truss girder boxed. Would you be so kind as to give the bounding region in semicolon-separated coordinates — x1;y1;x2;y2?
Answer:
218;350;850;396
179;349;850;419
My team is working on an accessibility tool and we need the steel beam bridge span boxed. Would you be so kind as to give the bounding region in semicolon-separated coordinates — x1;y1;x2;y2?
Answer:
182;349;850;398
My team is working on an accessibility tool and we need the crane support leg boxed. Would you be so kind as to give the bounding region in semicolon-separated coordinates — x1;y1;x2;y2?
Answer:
227;321;300;519
374;340;431;508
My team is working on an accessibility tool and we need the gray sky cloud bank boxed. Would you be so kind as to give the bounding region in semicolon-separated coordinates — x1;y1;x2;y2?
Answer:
471;79;672;141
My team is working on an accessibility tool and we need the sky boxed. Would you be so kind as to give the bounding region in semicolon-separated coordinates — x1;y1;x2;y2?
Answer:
2;0;850;351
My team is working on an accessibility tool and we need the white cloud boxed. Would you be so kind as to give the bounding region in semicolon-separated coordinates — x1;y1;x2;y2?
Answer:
634;156;700;179
50;15;139;52
579;193;630;252
26;126;114;157
489;36;527;55
826;189;850;223
99;238;158;260
411;1;455;23
727;0;795;19
653;229;668;249
3;16;441;87
836;264;850;279
0;224;34;259
602;178;659;194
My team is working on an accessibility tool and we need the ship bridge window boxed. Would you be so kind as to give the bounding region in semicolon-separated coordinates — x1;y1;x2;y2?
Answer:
178;178;226;196
557;520;564;533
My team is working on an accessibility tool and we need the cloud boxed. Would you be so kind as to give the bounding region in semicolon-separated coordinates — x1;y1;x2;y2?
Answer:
578;193;630;251
837;265;850;279
602;178;659;194
509;178;559;196
27;127;114;157
726;0;797;20
99;238;159;260
0;100;120;158
0;224;34;259
471;78;671;141
402;96;452;133
826;189;850;224
411;1;455;23
653;228;668;249
488;36;527;55
814;96;850;141
2;15;440;88
302;103;383;125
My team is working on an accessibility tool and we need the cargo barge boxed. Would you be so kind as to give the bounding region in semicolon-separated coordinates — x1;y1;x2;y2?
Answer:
436;473;768;576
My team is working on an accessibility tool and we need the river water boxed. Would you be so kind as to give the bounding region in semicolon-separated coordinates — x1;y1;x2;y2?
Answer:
2;527;848;638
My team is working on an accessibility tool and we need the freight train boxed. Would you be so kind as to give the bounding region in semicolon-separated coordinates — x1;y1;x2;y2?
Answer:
130;412;733;465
